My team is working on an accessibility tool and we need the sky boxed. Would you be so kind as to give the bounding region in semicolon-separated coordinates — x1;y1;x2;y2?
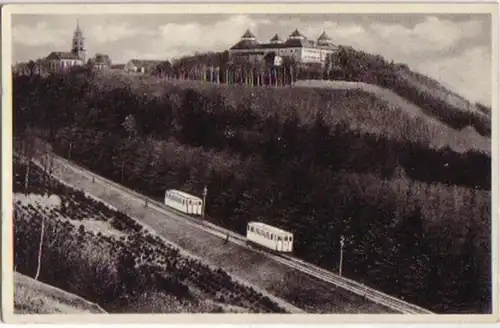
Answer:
11;13;492;106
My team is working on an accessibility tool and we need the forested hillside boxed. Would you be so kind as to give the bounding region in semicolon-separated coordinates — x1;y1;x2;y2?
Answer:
155;46;491;138
13;69;491;314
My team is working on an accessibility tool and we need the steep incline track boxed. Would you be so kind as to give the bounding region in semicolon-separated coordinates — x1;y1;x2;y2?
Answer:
31;152;434;315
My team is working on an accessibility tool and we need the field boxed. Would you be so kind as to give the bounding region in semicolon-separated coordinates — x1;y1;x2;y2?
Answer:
14;156;394;313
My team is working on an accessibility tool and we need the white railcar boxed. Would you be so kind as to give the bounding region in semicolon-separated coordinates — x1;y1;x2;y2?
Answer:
164;189;203;215
246;221;294;253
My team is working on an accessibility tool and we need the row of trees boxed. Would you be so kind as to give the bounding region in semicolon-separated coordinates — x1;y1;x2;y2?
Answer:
13;70;492;313
15;44;491;139
152;51;324;87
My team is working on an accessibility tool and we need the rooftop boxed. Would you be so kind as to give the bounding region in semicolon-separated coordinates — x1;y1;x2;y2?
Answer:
110;64;125;69
166;189;202;201
46;51;82;61
270;33;283;43
230;29;337;50
241;29;257;39
129;59;164;67
288;28;306;39
317;31;332;41
248;221;293;236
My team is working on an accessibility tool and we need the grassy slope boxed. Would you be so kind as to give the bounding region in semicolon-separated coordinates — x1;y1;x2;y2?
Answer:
14;272;106;314
40;153;395;314
94;71;490;155
295;79;490;153
14;159;296;314
398;70;487;116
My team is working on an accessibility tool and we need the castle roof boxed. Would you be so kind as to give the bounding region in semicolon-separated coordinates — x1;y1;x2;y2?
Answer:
284;38;315;47
317;31;332;41
241;29;257;39
230;39;337;50
270;33;283;43
288;28;305;39
230;38;260;50
230;28;337;50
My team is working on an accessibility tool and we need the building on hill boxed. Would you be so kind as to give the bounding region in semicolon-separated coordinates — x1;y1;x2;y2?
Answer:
71;18;87;64
37;19;86;74
89;53;112;70
13;62;30;76
45;51;84;72
110;64;126;71
228;28;339;65
125;59;164;74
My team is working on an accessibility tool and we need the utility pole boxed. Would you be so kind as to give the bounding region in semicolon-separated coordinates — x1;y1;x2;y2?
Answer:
68;141;72;160
35;216;46;281
202;185;208;220
339;235;345;276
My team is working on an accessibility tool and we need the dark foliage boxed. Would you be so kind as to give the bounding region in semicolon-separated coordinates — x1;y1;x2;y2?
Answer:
13;160;287;313
12;70;491;314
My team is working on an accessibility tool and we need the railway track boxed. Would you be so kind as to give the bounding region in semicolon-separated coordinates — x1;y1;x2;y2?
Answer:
27;151;435;315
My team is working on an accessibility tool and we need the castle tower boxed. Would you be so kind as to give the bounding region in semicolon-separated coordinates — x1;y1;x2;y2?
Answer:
71;18;87;63
317;31;333;46
241;29;257;41
288;28;306;40
269;33;283;44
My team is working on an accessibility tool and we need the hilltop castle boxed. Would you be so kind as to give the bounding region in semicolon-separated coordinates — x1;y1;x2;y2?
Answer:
228;28;339;65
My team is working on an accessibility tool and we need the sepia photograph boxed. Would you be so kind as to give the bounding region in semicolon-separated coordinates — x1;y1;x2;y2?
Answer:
1;2;498;324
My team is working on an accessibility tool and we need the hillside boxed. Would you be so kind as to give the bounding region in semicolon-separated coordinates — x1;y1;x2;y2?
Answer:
397;69;486;117
53;70;490;156
13;69;491;314
294;80;490;154
13;158;295;314
328;46;491;138
14;272;106;314
149;46;491;137
13;156;393;313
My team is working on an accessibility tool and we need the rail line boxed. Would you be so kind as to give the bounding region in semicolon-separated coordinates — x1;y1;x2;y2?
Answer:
27;151;435;315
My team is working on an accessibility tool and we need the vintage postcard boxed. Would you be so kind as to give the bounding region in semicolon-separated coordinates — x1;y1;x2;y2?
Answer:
1;2;498;325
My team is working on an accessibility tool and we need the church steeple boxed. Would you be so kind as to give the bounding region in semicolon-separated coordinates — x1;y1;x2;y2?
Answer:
71;18;86;63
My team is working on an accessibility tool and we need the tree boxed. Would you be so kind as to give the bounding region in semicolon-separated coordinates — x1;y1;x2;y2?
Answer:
122;114;138;140
27;60;36;77
34;141;56;281
21;126;36;190
456;226;481;310
152;60;173;78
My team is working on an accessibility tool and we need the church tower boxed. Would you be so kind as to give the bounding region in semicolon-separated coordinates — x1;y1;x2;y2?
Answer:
71;18;87;63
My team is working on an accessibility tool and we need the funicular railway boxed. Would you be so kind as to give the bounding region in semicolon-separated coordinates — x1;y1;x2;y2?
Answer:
29;150;436;315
